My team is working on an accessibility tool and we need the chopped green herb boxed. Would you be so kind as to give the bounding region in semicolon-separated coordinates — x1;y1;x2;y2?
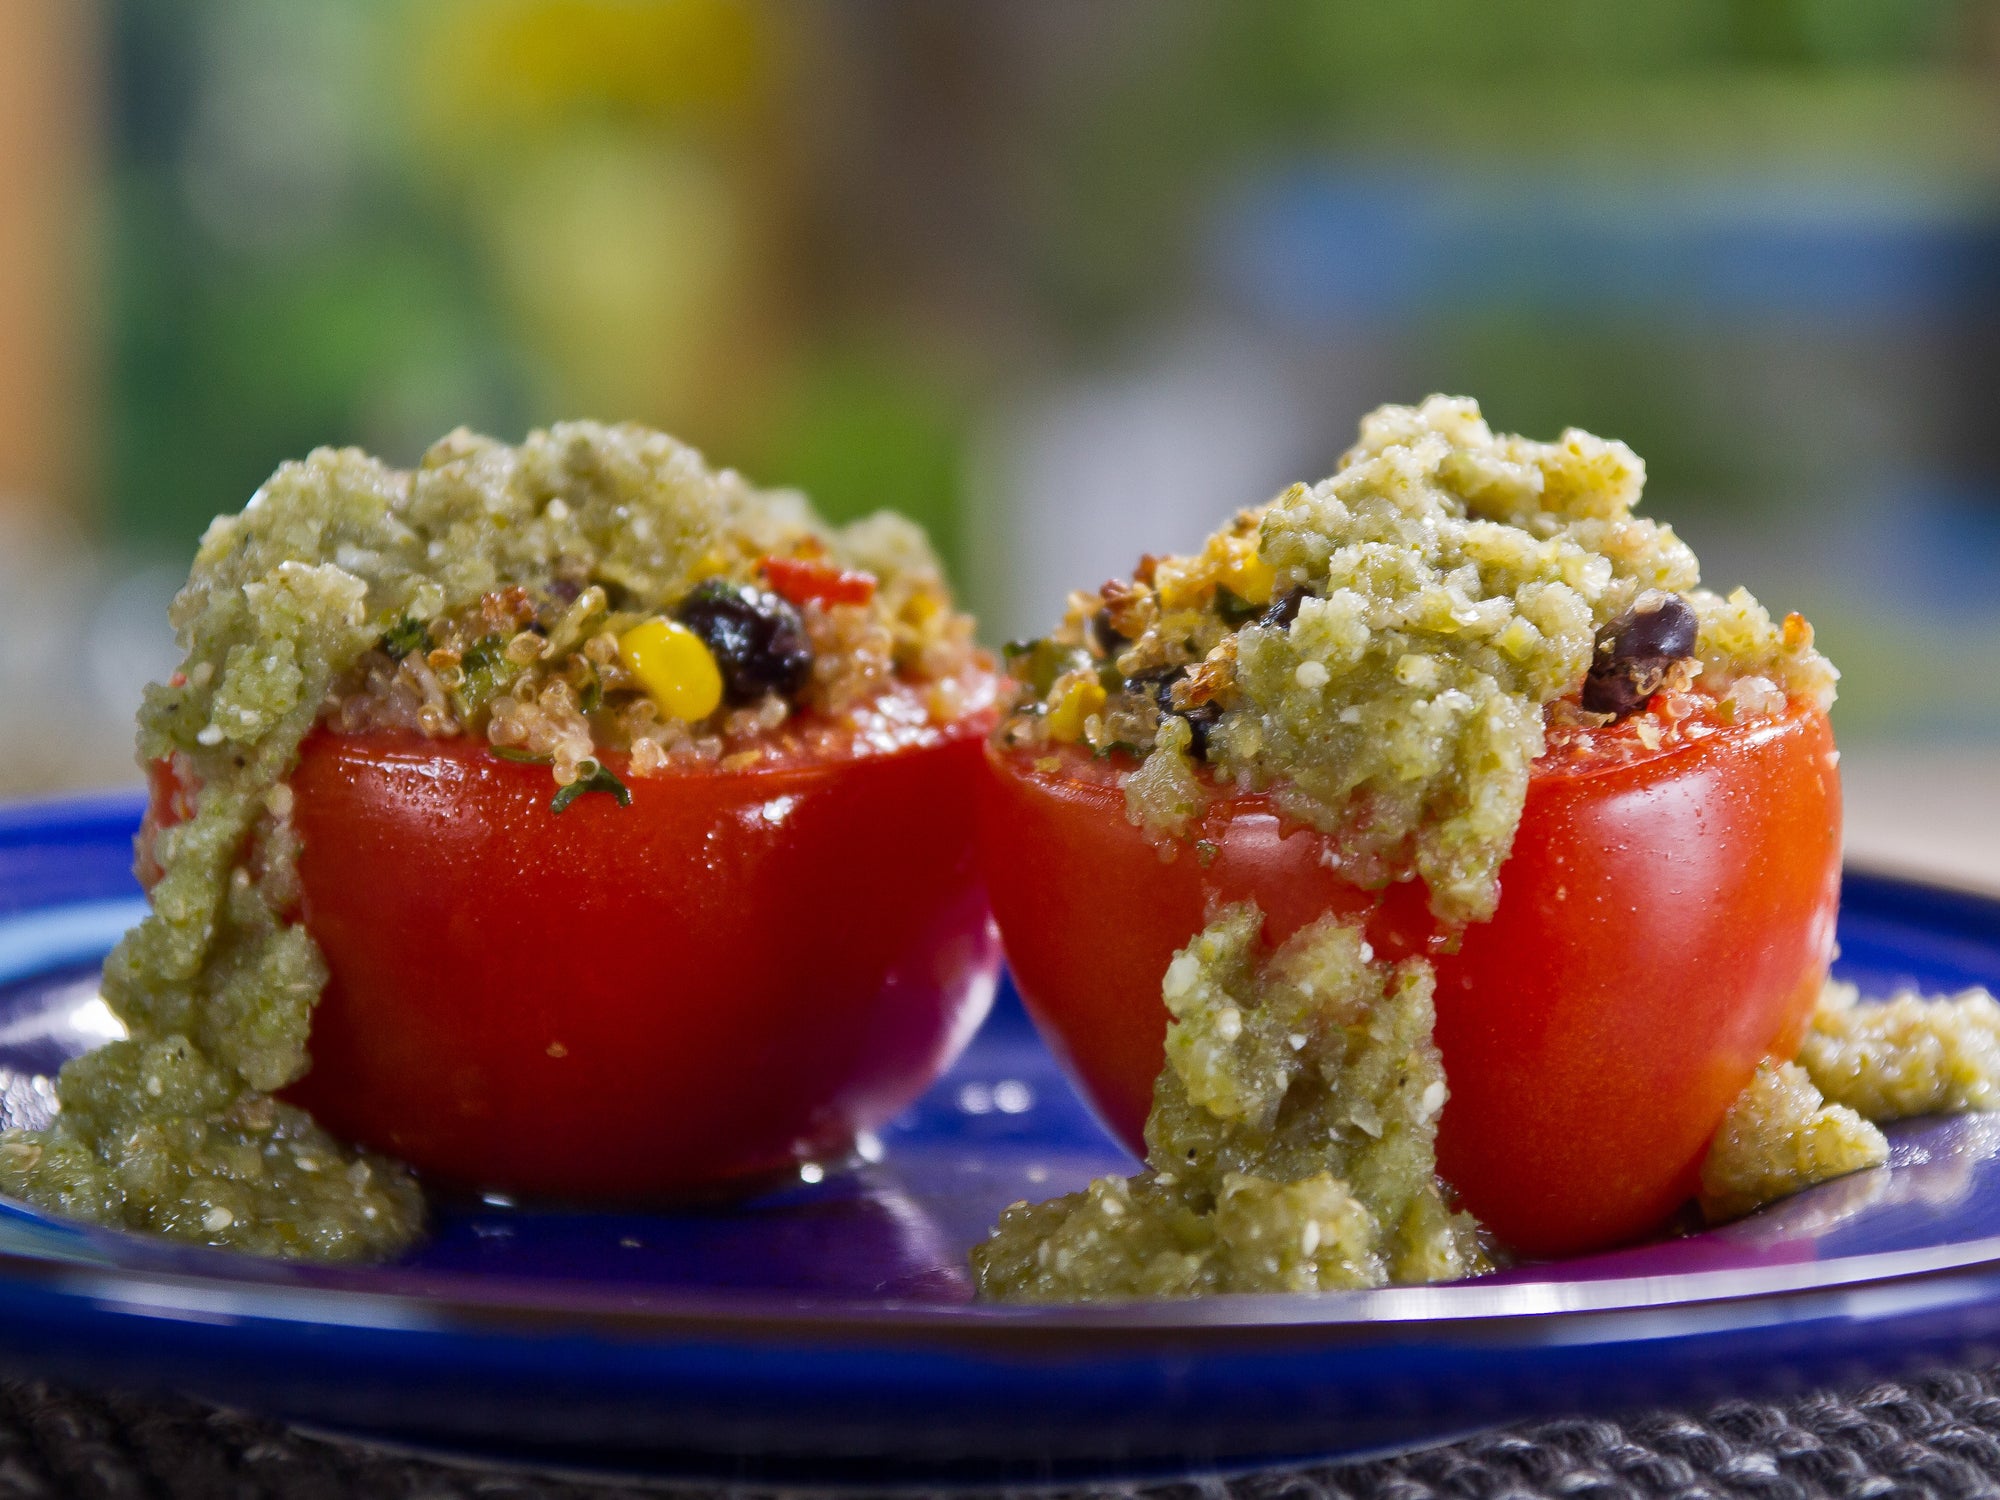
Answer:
381;616;430;659
579;667;603;713
489;745;551;765
550;758;631;815
453;634;520;719
1214;587;1261;627
1003;638;1090;698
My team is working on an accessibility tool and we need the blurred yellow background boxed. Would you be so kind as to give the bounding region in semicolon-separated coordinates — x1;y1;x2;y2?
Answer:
2;0;1997;880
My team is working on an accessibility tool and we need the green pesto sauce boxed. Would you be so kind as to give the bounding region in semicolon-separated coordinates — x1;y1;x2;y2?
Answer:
972;905;1487;1300
0;423;940;1260
1699;980;2000;1224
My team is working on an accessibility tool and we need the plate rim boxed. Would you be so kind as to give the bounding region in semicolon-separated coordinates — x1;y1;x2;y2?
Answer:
3;1215;2000;1349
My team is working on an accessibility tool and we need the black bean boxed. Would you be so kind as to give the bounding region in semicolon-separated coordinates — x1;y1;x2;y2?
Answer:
675;580;813;705
1581;591;1698;719
1140;668;1221;759
1180;701;1222;758
1089;608;1127;657
1612;589;1697;660
1260;587;1310;630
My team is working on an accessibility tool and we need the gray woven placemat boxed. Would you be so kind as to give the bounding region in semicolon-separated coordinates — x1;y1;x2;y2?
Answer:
4;1371;2000;1500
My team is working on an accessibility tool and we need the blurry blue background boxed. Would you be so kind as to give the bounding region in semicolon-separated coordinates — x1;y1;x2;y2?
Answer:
1;0;1995;878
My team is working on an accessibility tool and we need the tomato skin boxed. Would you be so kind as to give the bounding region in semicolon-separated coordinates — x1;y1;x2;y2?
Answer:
270;719;999;1201
980;704;1842;1257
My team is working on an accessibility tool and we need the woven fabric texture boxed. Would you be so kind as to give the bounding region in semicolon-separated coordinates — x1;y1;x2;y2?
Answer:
5;1371;2000;1500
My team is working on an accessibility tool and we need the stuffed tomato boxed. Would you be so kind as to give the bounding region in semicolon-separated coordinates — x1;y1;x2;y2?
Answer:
970;396;1851;1300
45;421;1003;1261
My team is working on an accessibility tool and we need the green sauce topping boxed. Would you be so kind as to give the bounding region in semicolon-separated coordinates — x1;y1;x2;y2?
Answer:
973;905;1486;1299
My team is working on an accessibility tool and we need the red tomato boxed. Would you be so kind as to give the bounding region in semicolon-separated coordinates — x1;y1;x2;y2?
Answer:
761;555;878;608
981;699;1842;1257
148;687;1002;1202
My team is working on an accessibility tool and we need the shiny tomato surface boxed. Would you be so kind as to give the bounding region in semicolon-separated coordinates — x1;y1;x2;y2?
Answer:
152;689;1002;1202
981;700;1842;1257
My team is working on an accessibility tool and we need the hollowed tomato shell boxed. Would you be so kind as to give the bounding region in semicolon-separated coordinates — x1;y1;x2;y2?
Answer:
980;703;1842;1258
267;717;999;1202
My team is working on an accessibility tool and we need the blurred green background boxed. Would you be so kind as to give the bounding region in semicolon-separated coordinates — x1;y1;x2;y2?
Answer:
4;0;2000;875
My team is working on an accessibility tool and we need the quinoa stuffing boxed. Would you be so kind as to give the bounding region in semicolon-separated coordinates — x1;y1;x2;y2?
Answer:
998;395;1835;926
977;395;1995;1301
0;422;985;1260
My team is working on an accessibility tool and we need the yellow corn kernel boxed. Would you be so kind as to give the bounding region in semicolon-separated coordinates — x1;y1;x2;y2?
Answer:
1152;557;1206;611
906;589;944;624
618;617;724;722
1221;545;1275;607
1045;674;1106;743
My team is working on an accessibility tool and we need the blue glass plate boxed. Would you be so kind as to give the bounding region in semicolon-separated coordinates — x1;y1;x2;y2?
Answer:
3;792;2000;1486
